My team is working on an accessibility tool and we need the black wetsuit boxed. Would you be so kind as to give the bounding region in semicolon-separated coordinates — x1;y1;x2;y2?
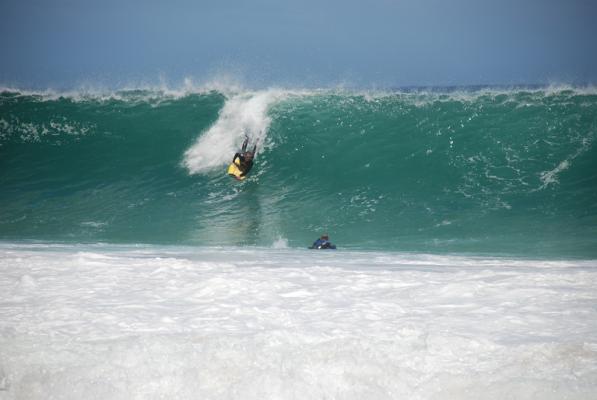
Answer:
233;137;257;177
232;152;254;177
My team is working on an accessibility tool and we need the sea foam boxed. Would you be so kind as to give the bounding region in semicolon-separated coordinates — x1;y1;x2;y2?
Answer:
0;243;596;399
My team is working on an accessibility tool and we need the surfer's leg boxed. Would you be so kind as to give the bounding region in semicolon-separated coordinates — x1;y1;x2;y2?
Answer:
241;137;248;152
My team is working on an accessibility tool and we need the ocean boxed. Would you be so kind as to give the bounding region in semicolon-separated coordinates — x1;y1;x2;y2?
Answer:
1;85;596;256
1;85;596;399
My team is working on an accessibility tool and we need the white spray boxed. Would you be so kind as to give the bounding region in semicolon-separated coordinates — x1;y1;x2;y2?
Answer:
182;90;285;174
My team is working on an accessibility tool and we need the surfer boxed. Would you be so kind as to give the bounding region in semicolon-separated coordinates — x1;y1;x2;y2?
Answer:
310;234;336;249
230;137;257;180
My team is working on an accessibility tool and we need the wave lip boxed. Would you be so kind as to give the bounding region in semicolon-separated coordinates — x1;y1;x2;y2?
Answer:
3;82;597;102
0;76;248;103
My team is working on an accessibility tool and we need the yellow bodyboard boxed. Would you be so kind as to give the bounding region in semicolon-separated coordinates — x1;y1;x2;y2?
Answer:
227;161;246;180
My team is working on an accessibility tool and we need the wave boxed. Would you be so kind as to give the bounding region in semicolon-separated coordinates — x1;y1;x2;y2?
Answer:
1;85;596;257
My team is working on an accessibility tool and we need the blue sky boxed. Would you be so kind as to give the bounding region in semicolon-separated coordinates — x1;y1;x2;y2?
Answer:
1;0;596;88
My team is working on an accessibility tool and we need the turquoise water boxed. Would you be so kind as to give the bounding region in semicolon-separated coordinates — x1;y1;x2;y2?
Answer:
1;87;596;257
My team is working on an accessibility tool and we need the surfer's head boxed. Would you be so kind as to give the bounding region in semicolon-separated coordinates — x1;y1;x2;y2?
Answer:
321;234;329;240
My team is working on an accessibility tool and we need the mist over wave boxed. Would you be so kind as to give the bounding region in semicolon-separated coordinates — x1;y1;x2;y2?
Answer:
1;84;596;256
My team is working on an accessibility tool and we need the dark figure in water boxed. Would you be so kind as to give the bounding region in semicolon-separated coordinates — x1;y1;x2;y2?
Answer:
232;137;257;178
310;234;336;249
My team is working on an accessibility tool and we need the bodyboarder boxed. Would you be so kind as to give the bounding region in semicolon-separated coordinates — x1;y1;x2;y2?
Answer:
229;136;257;180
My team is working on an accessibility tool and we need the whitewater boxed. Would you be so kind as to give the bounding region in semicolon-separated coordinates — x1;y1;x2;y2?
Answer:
1;84;597;398
1;243;596;399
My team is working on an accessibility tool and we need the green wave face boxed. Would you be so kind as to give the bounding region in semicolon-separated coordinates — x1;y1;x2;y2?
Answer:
1;88;596;257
